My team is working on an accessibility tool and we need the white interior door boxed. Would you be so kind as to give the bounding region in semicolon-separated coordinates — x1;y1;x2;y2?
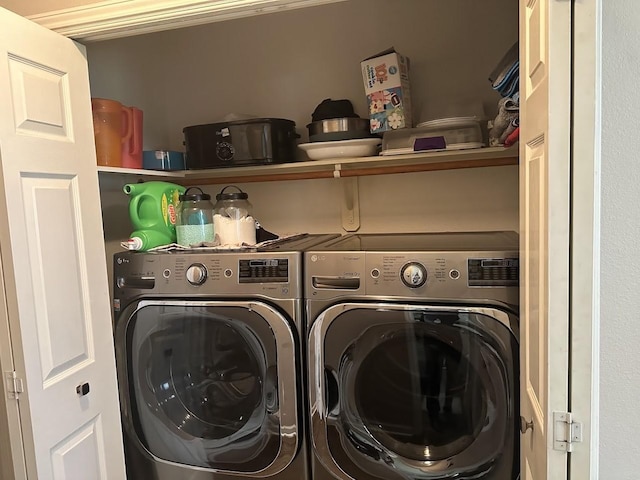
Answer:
0;7;126;479
519;0;572;479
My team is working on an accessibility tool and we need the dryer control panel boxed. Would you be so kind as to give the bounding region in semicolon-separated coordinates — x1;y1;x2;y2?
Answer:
239;258;289;283
468;258;519;286
305;250;519;306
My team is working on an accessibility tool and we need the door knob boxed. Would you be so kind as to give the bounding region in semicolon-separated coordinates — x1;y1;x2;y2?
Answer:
76;382;90;396
520;416;534;434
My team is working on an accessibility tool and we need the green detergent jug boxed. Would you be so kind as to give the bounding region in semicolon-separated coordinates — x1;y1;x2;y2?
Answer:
123;181;186;250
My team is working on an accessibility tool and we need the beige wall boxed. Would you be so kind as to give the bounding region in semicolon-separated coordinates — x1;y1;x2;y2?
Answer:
92;0;519;248
101;164;518;281
600;0;640;476
86;0;518;149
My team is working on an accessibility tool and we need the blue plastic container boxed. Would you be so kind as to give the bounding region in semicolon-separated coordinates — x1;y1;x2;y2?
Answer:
142;150;185;171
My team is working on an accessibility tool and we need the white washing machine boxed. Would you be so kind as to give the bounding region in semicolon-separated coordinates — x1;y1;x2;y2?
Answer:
305;232;520;480
112;234;338;480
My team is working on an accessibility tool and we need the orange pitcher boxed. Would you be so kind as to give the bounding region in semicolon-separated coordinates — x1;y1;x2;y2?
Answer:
91;98;132;167
122;106;143;169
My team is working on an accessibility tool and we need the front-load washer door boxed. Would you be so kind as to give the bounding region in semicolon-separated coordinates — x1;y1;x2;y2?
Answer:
117;300;299;476
309;303;519;480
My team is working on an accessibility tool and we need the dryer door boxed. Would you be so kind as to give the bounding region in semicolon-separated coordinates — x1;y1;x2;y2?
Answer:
309;303;518;480
116;300;299;476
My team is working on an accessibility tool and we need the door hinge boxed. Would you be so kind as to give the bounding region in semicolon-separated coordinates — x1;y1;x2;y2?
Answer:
553;411;583;452
5;371;24;400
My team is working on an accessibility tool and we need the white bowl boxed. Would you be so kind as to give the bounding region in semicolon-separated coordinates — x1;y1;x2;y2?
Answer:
298;138;381;160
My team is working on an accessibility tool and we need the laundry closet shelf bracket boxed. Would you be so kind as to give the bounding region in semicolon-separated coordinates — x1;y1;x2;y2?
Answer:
340;177;360;232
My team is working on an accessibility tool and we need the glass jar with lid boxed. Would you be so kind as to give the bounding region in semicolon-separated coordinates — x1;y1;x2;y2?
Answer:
176;187;215;247
213;185;256;246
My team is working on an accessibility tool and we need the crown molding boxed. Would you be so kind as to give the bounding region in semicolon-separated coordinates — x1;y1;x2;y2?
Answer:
27;0;347;41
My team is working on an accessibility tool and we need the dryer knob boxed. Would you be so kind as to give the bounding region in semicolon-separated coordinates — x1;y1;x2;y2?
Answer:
186;263;208;286
401;262;427;288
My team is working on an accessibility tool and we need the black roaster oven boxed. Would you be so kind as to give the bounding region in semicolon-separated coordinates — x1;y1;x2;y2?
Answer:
183;118;299;169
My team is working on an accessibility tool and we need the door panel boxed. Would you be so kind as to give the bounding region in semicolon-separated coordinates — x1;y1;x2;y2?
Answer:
522;145;548;474
51;415;108;479
520;0;571;478
526;0;545;88
21;175;93;384
8;55;71;139
0;7;126;479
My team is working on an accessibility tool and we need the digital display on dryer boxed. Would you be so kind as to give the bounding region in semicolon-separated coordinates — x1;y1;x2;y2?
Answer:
468;257;519;286
480;258;519;268
239;258;288;283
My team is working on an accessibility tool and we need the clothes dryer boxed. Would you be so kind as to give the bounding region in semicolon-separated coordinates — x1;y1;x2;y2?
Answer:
112;234;337;480
305;232;520;480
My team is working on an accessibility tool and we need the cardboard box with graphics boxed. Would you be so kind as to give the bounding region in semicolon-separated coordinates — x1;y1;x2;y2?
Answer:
361;48;413;133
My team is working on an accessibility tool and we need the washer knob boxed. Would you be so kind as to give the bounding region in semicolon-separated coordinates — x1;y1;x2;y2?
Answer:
401;262;427;288
186;263;207;285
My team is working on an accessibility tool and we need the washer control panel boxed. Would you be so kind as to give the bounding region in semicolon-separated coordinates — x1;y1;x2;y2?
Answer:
186;263;208;285
113;251;302;301
400;262;427;288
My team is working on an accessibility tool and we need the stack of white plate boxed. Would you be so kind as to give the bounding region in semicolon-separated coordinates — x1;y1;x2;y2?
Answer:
298;138;381;161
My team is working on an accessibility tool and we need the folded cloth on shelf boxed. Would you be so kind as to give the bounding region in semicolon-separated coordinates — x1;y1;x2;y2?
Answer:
489;42;520;98
489;97;519;146
120;221;301;252
489;42;519;84
504;126;520;147
256;222;279;242
503;97;520;112
493;62;519;98
499;117;520;144
493;60;518;89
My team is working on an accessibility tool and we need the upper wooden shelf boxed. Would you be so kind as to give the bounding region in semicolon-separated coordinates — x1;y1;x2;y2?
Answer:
96;146;519;185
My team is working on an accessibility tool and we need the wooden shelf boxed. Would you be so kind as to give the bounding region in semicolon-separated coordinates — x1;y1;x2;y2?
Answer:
96;165;184;177
97;146;518;185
